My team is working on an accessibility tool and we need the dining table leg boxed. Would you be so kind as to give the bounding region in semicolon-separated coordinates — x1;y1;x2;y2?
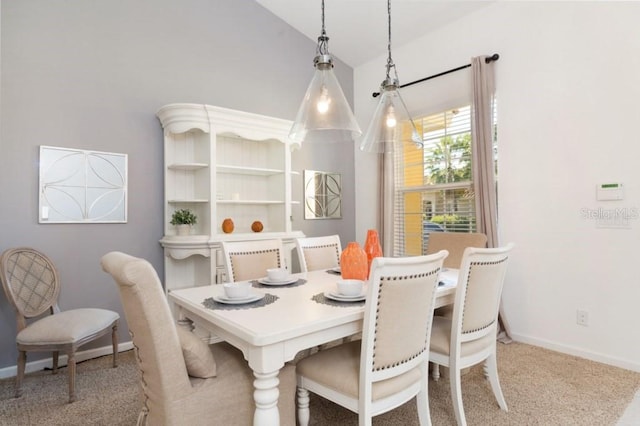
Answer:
252;369;281;426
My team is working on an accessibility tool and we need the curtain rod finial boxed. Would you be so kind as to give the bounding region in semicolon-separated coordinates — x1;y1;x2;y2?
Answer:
485;53;500;64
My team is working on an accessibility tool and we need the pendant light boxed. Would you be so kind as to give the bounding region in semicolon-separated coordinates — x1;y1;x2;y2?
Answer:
359;0;422;154
289;0;362;144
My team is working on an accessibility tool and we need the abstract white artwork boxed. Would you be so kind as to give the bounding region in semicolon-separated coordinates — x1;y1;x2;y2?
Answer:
39;146;127;223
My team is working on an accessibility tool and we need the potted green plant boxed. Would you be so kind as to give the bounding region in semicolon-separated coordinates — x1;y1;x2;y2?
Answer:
170;209;197;235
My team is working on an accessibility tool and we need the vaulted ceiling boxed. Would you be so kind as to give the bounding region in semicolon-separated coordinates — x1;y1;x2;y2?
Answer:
255;0;494;68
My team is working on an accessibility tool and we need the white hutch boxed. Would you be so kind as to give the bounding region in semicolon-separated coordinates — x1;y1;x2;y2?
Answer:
157;103;304;293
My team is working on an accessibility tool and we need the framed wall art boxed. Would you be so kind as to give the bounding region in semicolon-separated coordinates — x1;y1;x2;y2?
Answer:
39;146;128;223
304;170;341;220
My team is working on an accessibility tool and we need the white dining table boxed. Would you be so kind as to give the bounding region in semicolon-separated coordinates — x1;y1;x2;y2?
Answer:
168;267;458;426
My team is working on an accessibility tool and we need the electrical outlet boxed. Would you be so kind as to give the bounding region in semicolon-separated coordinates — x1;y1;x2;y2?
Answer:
576;310;589;327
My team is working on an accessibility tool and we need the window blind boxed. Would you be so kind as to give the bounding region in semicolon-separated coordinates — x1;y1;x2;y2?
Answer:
393;105;495;257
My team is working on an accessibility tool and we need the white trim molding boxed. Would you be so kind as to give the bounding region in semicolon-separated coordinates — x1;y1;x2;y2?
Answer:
511;333;640;373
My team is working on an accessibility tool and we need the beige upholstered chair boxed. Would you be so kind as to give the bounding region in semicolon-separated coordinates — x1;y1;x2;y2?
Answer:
220;239;285;282
100;251;296;426
429;244;514;426
295;250;449;426
425;232;487;269
0;247;119;403
426;232;488;318
295;235;342;272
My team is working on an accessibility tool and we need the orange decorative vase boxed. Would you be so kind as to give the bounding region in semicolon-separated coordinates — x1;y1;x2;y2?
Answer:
340;242;368;281
222;218;234;234
364;229;383;278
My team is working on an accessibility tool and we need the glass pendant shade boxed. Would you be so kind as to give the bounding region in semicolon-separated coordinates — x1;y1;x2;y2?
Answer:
289;59;362;143
359;0;421;154
359;82;421;154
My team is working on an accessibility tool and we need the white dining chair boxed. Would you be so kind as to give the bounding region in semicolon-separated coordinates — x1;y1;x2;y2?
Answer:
220;239;285;282
295;235;342;272
429;243;514;426
295;250;449;426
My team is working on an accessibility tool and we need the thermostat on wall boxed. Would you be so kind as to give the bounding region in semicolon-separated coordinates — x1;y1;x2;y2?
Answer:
596;183;624;201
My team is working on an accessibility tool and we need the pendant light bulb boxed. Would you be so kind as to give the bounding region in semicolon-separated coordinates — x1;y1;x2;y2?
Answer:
385;106;397;128
316;86;331;114
289;1;362;144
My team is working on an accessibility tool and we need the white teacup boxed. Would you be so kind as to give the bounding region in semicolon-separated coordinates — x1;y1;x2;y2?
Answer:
223;282;251;299
267;268;288;282
336;279;364;297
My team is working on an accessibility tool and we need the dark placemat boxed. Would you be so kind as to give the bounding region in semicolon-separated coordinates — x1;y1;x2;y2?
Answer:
311;292;365;307
251;278;307;289
202;293;279;310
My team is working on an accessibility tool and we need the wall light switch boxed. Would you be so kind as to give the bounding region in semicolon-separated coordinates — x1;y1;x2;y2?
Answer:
596;183;623;201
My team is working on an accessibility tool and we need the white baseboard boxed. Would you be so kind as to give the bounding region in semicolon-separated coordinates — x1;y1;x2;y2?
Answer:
0;342;134;380
616;388;640;425
510;333;640;373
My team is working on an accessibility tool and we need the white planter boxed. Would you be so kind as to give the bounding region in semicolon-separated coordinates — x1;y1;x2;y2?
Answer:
176;224;191;236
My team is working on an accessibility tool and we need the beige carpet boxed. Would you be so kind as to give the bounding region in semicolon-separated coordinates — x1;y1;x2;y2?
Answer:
1;342;638;425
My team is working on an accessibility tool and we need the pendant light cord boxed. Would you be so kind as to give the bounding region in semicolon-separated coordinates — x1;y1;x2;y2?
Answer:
316;0;329;57
321;0;326;36
385;0;399;85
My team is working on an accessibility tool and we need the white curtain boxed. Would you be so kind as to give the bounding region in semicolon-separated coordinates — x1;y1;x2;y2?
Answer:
470;55;512;342
471;56;498;248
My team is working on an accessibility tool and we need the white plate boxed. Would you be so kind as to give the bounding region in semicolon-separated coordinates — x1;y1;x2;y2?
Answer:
213;292;265;305
257;277;298;286
324;291;366;302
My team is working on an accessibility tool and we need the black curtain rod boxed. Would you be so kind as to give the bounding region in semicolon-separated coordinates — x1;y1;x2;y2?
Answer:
372;53;500;98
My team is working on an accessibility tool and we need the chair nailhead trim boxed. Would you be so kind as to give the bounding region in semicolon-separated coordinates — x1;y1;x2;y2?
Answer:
230;248;281;281
371;268;439;371
304;244;340;263
129;330;150;415
461;256;509;334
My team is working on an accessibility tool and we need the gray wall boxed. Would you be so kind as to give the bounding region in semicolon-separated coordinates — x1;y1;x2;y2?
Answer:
0;0;356;369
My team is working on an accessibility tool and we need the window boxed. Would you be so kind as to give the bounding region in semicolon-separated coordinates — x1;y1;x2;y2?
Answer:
392;105;497;256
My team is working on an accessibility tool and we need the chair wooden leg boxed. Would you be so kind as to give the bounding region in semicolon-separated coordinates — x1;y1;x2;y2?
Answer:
416;364;431;426
67;351;77;403
358;411;373;426
449;363;467;426
112;323;119;368
296;386;310;426
52;351;59;373
485;352;508;411
431;362;441;381
15;351;26;398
